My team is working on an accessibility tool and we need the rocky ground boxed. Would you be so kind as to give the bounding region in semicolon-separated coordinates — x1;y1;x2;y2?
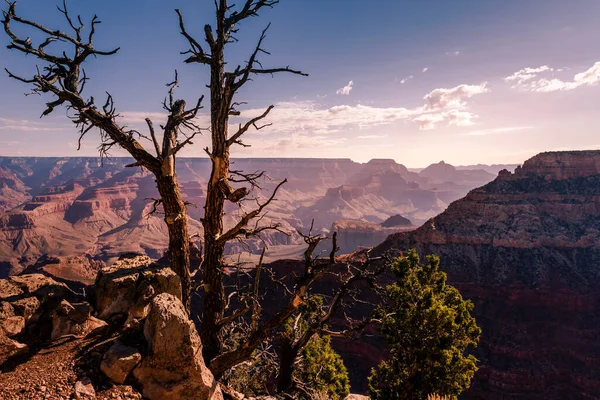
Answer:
0;336;142;400
0;256;223;400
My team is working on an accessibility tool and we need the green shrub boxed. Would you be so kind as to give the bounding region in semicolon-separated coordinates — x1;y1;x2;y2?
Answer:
297;335;350;400
368;249;481;399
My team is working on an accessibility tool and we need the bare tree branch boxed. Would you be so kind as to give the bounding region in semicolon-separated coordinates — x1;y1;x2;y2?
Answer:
224;0;279;31
176;8;212;64
146;118;161;158
227;105;273;147
230;24;307;92
3;1;197;312
218;178;287;243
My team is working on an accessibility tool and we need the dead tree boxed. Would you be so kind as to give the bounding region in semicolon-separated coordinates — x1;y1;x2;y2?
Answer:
276;249;388;394
205;226;335;379
205;226;388;387
177;0;307;363
2;1;204;311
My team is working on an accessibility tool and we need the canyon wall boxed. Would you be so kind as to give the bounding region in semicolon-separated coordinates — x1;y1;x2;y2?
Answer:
376;151;600;399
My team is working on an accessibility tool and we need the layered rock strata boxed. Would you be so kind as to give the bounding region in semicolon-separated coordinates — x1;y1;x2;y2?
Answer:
376;151;600;399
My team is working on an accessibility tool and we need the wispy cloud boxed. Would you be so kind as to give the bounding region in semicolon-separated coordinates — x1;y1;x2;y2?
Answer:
266;132;347;152
336;80;354;95
0;117;66;132
424;83;489;110
422;67;429;73
240;101;412;135
357;134;388;139
462;126;534;136
505;65;554;85
239;81;490;134
108;81;491;154
446;51;460;56
0;125;64;132
400;75;413;84
506;61;600;92
118;111;168;122
0;140;24;146
117;111;211;132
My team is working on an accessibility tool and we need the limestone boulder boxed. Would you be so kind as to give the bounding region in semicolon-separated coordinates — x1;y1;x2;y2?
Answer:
74;377;96;399
0;279;22;300
0;301;14;320
100;341;142;384
7;274;72;299
0;333;28;364
133;293;222;400
11;296;41;322
0;274;77;347
1;316;25;337
94;256;181;326
50;300;107;341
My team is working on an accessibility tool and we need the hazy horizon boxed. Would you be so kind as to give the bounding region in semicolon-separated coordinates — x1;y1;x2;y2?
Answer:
0;154;524;170
2;0;600;166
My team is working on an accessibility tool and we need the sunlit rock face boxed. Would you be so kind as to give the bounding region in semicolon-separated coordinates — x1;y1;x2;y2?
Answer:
377;150;600;399
0;156;497;275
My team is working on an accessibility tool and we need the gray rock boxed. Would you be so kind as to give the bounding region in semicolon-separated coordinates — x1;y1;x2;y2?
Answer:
11;296;41;321
94;257;181;326
0;333;28;364
74;377;96;399
0;301;14;319
133;293;222;400
8;274;71;299
51;300;107;341
1;316;25;337
100;341;142;384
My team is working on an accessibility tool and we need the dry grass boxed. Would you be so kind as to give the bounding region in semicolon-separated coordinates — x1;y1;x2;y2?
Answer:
427;395;451;400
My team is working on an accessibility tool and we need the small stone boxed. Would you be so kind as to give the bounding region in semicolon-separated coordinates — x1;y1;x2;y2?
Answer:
100;342;142;384
74;377;96;399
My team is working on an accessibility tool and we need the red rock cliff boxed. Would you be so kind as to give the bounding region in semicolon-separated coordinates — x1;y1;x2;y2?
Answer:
376;150;600;399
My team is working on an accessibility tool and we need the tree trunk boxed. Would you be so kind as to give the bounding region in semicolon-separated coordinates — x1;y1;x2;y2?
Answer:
277;334;297;393
200;40;230;363
156;172;191;313
200;225;226;363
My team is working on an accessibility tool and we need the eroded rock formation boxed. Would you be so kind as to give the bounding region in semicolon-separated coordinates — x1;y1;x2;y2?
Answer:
376;150;600;399
332;216;415;254
0;157;498;275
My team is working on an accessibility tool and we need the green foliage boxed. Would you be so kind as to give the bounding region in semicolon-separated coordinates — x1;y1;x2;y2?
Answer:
368;249;481;400
219;321;277;396
297;335;351;400
282;295;350;399
284;295;325;335
223;295;351;399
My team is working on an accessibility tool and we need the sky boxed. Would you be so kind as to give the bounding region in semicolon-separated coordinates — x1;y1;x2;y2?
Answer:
1;0;600;167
